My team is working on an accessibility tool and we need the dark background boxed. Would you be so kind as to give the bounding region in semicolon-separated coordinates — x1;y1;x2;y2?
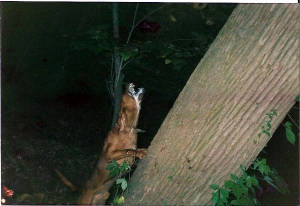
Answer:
1;3;298;205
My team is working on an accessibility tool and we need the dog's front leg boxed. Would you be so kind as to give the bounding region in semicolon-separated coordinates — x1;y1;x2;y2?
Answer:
107;148;147;161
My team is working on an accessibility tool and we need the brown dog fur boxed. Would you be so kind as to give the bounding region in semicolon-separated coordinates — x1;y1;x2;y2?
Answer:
56;83;147;205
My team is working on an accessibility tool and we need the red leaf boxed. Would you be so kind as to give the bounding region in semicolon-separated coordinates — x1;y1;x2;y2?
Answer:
3;186;14;198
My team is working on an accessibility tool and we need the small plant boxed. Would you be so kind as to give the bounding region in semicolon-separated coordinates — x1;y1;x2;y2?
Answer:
106;160;131;205
257;108;297;145
210;158;288;206
283;97;298;144
210;165;259;206
258;109;277;138
106;160;131;179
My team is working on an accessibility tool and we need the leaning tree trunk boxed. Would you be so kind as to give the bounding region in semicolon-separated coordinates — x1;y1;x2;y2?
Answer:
125;4;299;206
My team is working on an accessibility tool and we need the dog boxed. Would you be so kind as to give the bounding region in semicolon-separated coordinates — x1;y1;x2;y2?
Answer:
56;83;147;204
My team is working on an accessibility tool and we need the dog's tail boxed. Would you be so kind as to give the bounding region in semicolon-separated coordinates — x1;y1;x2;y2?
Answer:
55;169;78;191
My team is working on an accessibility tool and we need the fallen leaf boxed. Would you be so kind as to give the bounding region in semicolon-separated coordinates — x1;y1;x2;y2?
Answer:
165;59;172;64
169;14;177;22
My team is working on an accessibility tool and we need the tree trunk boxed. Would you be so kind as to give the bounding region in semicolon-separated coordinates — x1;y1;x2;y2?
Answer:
125;4;299;206
111;2;124;128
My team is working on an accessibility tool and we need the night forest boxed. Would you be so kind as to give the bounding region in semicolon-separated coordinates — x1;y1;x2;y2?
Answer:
1;3;299;205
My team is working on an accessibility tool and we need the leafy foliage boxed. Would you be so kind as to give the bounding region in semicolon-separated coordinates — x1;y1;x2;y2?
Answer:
253;158;271;176
210;165;259;206
106;160;131;180
257;108;297;145
258;109;277;138
210;159;289;206
106;160;131;204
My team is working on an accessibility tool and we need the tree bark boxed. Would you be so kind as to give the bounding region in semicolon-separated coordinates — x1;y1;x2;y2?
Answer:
125;4;299;206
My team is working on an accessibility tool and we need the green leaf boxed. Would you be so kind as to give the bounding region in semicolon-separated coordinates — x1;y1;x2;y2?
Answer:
106;160;119;170
230;174;239;183
253;159;259;169
266;121;271;129
231;197;254;206
211;191;219;205
210;184;219;190
284;121;295;144
120;48;139;62
240;165;246;172
109;169;119;178
284;121;292;128
240;184;249;195
116;178;128;191
267;114;272;120
262;129;271;137
220;188;229;200
106;160;121;178
240;165;248;179
120;161;130;172
255;158;270;175
246;176;259;187
224;180;235;190
285;128;295;144
231;184;242;199
165;59;172;64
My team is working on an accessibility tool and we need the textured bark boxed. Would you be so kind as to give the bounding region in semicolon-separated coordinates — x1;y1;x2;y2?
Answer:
125;4;299;206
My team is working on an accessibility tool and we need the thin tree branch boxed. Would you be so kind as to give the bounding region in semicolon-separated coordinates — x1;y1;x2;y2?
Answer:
126;3;139;44
122;57;135;70
113;3;120;40
134;4;169;29
120;3;169;71
287;113;299;130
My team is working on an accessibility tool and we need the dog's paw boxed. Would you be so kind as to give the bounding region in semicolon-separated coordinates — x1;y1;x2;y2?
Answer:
136;148;147;159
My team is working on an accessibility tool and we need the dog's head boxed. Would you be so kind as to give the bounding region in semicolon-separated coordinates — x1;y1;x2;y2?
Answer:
126;83;144;109
117;83;144;131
